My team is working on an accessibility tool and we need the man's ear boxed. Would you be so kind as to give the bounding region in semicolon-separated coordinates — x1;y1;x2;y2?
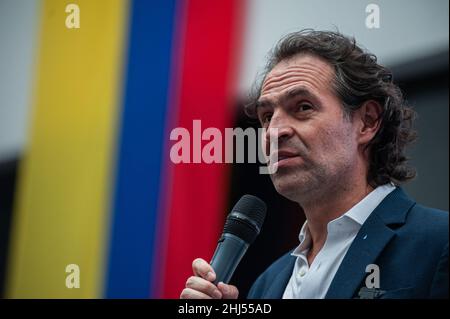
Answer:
355;100;383;146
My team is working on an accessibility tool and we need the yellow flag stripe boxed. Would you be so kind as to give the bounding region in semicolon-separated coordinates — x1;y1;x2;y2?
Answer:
7;0;128;298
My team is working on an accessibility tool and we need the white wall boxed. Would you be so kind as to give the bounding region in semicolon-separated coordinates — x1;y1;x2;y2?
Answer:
239;0;449;95
0;0;41;161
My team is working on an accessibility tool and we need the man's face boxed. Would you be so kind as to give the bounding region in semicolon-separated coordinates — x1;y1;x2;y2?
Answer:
257;54;360;203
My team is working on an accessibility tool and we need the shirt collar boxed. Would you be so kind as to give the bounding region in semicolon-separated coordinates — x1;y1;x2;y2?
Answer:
344;183;396;226
296;220;311;254
291;183;396;257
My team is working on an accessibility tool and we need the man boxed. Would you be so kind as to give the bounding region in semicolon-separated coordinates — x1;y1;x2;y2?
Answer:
180;30;448;299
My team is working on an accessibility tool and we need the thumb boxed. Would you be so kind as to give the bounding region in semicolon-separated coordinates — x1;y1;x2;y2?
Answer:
217;282;239;299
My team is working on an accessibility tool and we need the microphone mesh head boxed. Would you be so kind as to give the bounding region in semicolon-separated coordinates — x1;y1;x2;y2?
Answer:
231;194;267;231
222;195;267;244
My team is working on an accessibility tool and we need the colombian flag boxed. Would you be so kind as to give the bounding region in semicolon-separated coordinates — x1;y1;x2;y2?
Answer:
7;0;246;298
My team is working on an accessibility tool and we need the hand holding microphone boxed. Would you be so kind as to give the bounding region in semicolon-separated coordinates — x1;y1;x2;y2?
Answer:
180;195;267;299
180;258;239;299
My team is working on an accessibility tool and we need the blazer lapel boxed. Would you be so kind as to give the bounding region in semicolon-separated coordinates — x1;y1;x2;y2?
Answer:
264;255;296;298
325;187;415;299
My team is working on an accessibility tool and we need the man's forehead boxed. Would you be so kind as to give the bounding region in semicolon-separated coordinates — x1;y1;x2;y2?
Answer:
269;53;332;74
261;54;334;95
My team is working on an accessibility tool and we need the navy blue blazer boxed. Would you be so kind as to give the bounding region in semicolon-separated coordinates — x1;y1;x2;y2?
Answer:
247;188;449;299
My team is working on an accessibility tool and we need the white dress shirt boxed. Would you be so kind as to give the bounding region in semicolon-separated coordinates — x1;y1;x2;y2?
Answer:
282;184;396;299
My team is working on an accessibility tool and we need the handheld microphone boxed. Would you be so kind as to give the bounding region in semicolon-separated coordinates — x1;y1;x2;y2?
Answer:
210;194;267;284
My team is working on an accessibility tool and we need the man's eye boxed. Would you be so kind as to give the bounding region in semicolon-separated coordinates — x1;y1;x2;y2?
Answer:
295;103;313;112
261;114;272;125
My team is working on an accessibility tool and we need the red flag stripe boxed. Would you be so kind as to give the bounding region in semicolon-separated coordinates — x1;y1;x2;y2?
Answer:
160;0;246;298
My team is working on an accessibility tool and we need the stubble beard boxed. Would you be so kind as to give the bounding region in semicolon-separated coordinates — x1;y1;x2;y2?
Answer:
271;158;354;207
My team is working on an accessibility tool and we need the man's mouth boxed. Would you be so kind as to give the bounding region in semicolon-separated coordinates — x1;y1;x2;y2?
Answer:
270;150;301;165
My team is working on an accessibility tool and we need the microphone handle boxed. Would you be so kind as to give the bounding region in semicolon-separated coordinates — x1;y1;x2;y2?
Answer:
210;233;249;284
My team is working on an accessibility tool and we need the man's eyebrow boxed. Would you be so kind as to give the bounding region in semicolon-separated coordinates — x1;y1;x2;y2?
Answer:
256;86;318;110
284;87;317;101
255;99;274;110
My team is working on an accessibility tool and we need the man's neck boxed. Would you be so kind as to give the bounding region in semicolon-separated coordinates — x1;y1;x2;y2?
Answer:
300;180;374;262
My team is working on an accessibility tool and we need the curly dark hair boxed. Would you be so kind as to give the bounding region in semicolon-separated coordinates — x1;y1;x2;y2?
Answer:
245;29;417;187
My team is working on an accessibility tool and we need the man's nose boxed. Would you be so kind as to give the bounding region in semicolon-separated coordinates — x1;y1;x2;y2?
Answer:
265;111;294;143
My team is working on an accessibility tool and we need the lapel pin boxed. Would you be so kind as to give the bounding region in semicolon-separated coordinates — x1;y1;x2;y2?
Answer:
357;287;386;299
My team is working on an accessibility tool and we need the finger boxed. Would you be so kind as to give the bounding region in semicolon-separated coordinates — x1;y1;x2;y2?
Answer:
180;287;213;299
217;282;239;299
185;276;222;299
192;258;216;281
